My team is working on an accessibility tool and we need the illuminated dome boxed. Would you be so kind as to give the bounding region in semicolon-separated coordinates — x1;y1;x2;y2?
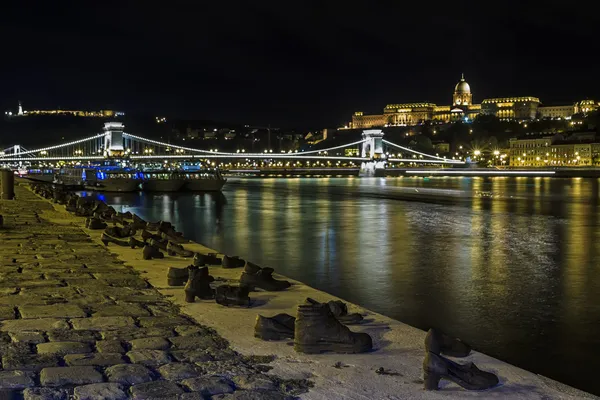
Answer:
454;74;471;93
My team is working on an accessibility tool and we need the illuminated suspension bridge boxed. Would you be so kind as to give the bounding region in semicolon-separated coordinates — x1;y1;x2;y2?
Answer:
0;123;464;173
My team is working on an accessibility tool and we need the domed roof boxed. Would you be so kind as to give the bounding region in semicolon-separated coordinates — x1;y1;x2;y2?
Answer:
454;74;471;93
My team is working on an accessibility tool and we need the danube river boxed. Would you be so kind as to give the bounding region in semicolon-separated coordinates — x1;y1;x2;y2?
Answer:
97;176;600;394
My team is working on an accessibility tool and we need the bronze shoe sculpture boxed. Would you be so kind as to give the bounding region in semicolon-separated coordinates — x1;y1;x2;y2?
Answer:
142;244;164;260
223;255;245;268
193;252;221;266
215;285;251;307
142;230;163;241
240;262;290;291
161;231;187;244
87;218;108;230
149;238;168;250
101;232;129;247
128;237;146;249
423;351;499;391
184;266;214;302
294;298;372;354
255;313;296;341
327;300;364;325
167;242;194;257
167;266;189;286
425;328;471;358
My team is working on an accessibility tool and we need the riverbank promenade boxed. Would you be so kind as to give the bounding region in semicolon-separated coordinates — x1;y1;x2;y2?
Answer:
0;181;596;399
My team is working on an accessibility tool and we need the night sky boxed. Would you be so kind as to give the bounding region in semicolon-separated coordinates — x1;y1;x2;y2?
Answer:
1;1;598;128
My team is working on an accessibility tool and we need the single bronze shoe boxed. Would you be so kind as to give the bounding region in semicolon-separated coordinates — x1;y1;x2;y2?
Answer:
149;238;168;250
101;232;129;247
87;218;107;230
223;255;245;268
161;231;187;244
141;230;162;241
117;211;133;220
327;300;364;325
167;266;189;286
425;328;471;358
167;242;194;257
133;213;147;224
254;313;296;341
142;244;164;260
240;263;290;292
294;298;372;354
184;266;214;302
215;285;251;307
105;225;136;238
193;252;221;266
423;351;499;391
128;237;146;249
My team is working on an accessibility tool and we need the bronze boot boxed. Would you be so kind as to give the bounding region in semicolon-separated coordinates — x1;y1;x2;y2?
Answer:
142;244;164;260
184;266;214;302
294;298;372;354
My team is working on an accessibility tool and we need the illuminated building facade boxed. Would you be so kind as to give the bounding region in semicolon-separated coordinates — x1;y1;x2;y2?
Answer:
4;102;124;118
351;75;598;128
509;132;600;167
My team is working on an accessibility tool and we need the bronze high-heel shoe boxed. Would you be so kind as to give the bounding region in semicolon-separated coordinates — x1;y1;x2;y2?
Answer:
423;351;499;391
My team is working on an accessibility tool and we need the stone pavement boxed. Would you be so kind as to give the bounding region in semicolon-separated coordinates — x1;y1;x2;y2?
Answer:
0;182;306;399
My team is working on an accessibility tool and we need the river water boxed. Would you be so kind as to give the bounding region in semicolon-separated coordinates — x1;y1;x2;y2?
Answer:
96;176;600;394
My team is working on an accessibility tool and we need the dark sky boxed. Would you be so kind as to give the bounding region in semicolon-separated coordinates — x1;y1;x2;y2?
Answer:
1;1;598;128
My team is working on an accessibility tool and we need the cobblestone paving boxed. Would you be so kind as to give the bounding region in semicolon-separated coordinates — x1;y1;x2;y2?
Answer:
0;183;304;399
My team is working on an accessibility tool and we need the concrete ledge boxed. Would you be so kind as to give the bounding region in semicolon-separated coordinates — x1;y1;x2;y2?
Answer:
39;194;598;399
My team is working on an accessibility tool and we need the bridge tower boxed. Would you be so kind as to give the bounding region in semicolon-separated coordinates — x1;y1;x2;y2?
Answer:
359;129;386;177
103;122;125;157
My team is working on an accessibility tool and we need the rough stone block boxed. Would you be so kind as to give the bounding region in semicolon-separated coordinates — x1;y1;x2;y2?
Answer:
101;327;174;341
1;354;60;371
169;335;219;350
9;331;46;344
95;340;125;353
39;367;103;387
0;370;36;389
0;306;15;320
64;353;125;366
126;350;171;366
71;316;135;331
180;375;235;396
92;304;150;317
22;387;68;400
0;318;69;332
222;390;291;400
73;383;127;400
37;341;92;356
137;316;191;328
105;364;153;385
19;304;86;319
196;361;255;379
129;337;170;350
170;350;214;363
157;363;203;380
46;330;98;342
174;325;213;336
232;374;277;391
130;381;184;400
177;393;204;400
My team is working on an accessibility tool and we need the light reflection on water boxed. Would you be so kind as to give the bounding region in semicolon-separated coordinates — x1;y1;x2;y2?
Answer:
93;176;600;395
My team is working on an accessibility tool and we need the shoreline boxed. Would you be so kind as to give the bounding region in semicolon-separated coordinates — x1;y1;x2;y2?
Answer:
38;188;598;398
